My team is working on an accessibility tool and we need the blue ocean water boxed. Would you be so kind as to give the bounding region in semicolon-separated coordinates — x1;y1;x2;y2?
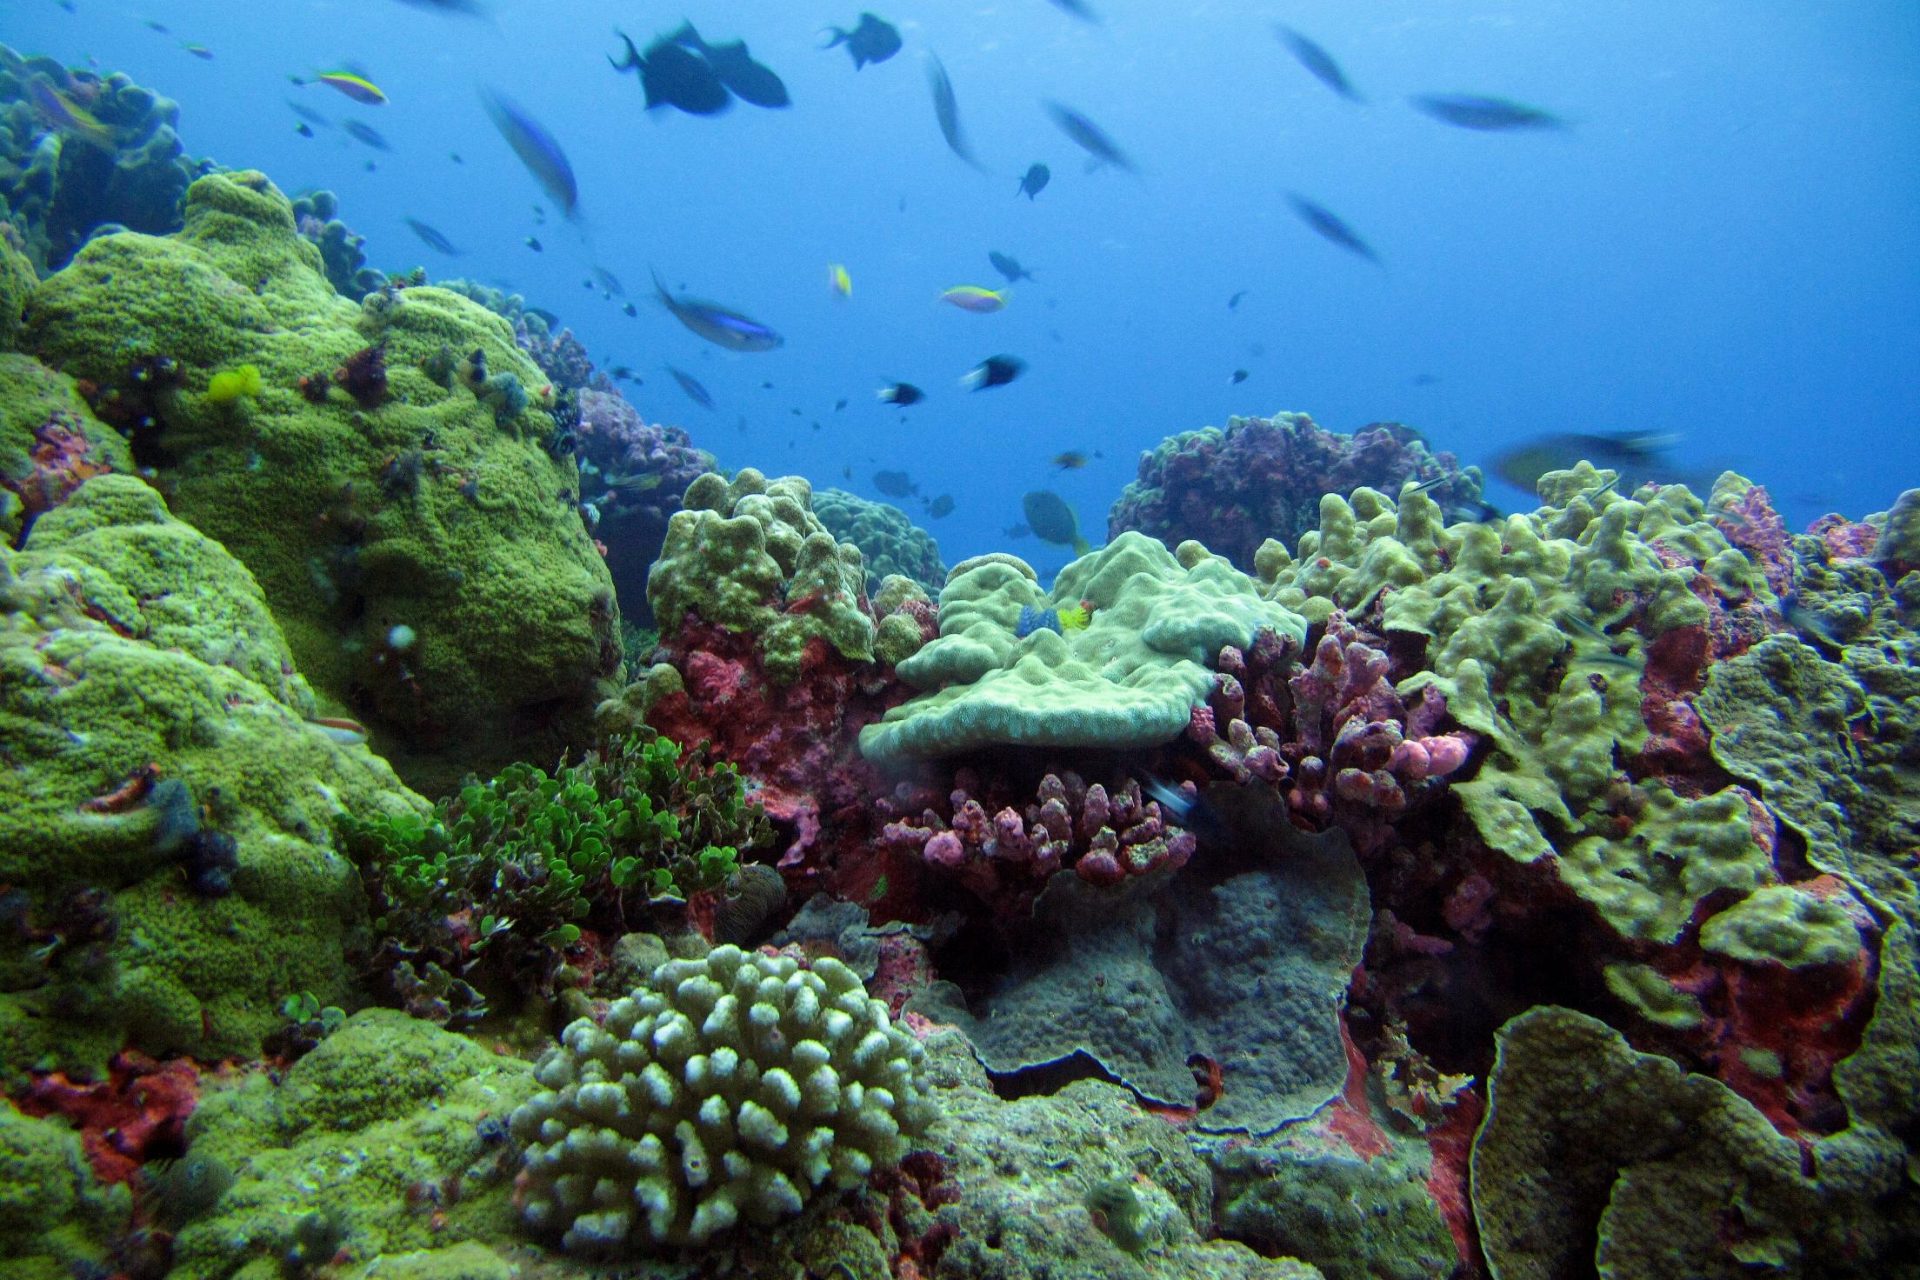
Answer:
12;0;1917;574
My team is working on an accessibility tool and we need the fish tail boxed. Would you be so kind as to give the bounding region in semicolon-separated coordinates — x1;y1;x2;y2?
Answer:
1073;537;1092;557
609;30;643;72
819;26;848;48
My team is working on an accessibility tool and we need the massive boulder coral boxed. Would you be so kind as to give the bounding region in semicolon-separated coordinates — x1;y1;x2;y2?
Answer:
20;170;622;791
0;475;423;1073
812;486;948;596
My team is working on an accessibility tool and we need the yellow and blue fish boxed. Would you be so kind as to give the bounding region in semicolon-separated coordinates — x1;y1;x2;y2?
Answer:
828;262;852;299
939;285;1008;313
294;69;388;106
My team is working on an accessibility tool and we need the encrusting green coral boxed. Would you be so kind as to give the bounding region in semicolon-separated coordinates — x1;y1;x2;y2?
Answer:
338;733;771;1008
509;943;936;1252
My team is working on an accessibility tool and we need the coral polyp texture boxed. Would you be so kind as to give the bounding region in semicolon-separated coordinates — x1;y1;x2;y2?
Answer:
811;486;949;596
508;944;935;1253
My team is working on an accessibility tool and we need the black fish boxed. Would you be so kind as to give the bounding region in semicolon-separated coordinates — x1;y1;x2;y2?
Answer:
1227;289;1247;309
873;469;917;498
1230;369;1248;384
1275;25;1361;102
823;12;902;69
1016;162;1050;199
834;398;848;410
1045;0;1100;22
343;119;391;151
877;382;925;406
1286;193;1379;264
988;250;1034;283
622;302;638;317
964;355;1025;390
926;54;982;170
609;365;637;382
667;366;715;409
1045;101;1135;172
1488;432;1677;493
925;494;955;519
404;217;461;255
1411;93;1563;131
612;30;731;116
671;24;789;109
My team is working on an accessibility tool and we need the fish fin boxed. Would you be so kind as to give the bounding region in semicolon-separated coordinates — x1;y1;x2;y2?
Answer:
667;21;704;50
1073;538;1092;557
819;26;848;48
609;30;643;72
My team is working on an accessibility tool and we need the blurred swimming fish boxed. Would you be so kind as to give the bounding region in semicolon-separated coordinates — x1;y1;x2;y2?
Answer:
1003;523;1032;539
392;0;491;16
829;262;852;298
622;302;638;317
1052;451;1088;470
1275;25;1360;102
1287;193;1379;264
1230;369;1248;384
286;100;330;127
592;266;624;296
1016;162;1051;199
27;79;115;147
926;54;982;170
964;355;1026;390
343;119;390;151
181;42;214;60
1022;490;1091;556
671;23;790;109
403;217;461;255
652;269;784;352
988;251;1034;283
940;286;1008;313
524;236;543;251
1227;289;1248;309
481;88;579;218
877;382;924;406
295;70;387;105
873;470;917;498
1488;432;1677;493
1045;101;1135;173
1045;0;1100;22
925;494;955;519
822;13;902;69
146;20;170;32
612;31;731;116
294;122;314;138
667;366;715;409
1411;94;1563;131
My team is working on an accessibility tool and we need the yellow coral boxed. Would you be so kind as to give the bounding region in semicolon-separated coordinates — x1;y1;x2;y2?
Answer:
206;364;263;403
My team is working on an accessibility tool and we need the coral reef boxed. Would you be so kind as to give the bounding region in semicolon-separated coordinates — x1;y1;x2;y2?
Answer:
21;170;622;791
573;386;715;620
0;351;130;546
1109;412;1483;573
813;486;949;595
289;189;384;302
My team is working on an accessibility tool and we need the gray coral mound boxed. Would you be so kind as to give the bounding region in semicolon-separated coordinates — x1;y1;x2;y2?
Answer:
509;945;935;1253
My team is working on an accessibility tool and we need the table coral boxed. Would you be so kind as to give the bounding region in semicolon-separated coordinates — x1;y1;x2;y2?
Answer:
21;170;621;791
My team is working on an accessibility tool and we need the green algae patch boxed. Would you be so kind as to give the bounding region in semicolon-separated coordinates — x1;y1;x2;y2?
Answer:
1602;963;1705;1031
21;171;619;791
0;1102;126;1280
0;475;423;1074
861;530;1306;762
1698;884;1865;969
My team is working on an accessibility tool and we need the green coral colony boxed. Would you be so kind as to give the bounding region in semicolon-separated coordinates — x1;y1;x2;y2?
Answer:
1;39;1917;1280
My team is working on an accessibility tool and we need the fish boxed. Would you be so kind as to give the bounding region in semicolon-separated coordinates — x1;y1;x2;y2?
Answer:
926;54;982;170
403;217;461;255
481;89;580;218
524;236;543;252
834;398;848;410
593;267;625;296
294;122;314;138
526;306;561;329
1410;373;1442;386
1411;93;1564;132
1227;290;1248;310
181;43;214;60
940;286;1008;313
873;470;917;498
343;119;390;151
1558;612;1643;671
964;355;1026;390
449;152;463;163
297;70;387;106
652;269;784;352
1045;102;1135;173
611;31;731;116
829;263;852;298
988;251;1034;283
672;24;790;109
1045;0;1100;21
392;0;492;16
286;100;330;127
307;715;370;745
667;366;715;409
1275;26;1361;102
27;80;116;148
1230;369;1248;384
1488;432;1677;493
622;302;638;317
822;13;902;69
877;382;925;407
1022;490;1091;556
146;20;170;32
1286;193;1379;264
1003;523;1032;539
1140;775;1225;840
925;494;955;519
1052;451;1089;470
1016;162;1051;200
609;365;638;382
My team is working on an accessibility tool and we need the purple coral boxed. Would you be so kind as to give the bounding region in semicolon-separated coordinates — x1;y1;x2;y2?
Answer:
1107;412;1481;572
515;321;601;394
575;388;717;617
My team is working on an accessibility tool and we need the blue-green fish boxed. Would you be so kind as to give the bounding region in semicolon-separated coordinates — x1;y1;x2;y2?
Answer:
480;88;579;218
651;269;783;352
926;54;982;171
1275;25;1361;102
1411;94;1563;131
1286;193;1379;264
404;217;461;255
1045;101;1135;173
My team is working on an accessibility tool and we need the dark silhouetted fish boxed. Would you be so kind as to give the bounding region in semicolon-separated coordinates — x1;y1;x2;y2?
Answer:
925;494;955;519
822;13;902;69
1489;432;1677;493
592;266;624;296
343;119;390;150
1227;289;1248;309
286;100;330;127
611;31;731;116
1411;93;1563;131
393;0;491;15
1022;490;1090;555
404;217;461;255
481;88;579;218
294;122;314;137
1230;369;1248;384
652;269;783;352
926;54;982;170
988;251;1034;283
1275;25;1361;101
524;236;543;251
1045;0;1100;22
671;23;789;108
1003;523;1031;539
964;354;1026;390
873;469;917;498
667;366;715;409
1045;101;1135;172
1286;193;1378;264
877;382;924;406
1016;162;1050;199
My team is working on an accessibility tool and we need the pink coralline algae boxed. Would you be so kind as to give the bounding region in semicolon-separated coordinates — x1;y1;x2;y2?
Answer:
6;413;116;532
1107;412;1483;572
1709;480;1795;599
877;768;1195;908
